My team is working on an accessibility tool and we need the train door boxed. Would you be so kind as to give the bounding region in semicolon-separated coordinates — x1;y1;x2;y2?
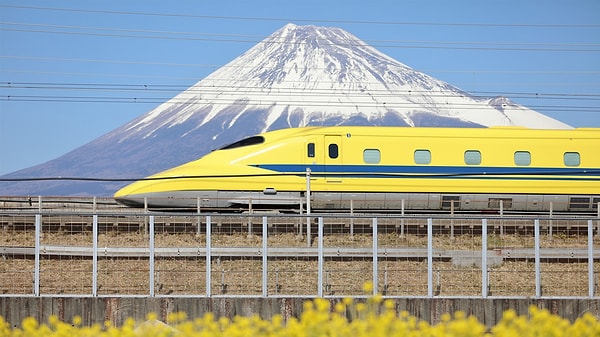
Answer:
305;137;320;164
324;135;342;183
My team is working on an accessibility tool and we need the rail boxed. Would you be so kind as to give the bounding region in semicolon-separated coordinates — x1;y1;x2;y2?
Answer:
2;195;600;216
1;210;599;298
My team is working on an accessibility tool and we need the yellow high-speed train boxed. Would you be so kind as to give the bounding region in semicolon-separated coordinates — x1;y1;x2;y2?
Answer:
114;126;600;213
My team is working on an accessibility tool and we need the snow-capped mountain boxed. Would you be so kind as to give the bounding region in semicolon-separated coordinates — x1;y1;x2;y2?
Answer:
0;23;570;196
123;23;568;141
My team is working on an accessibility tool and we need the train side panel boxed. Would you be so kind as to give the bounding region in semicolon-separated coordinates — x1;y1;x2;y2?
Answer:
114;126;600;212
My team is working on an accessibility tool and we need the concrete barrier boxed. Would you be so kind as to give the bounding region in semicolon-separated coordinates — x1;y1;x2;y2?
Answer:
1;297;599;328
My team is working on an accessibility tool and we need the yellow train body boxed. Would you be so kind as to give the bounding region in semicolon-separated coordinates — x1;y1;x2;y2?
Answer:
114;126;600;211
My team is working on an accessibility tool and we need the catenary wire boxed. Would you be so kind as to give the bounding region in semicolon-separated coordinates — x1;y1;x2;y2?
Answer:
3;81;600;99
3;4;600;28
1;8;597;114
2;96;597;114
2;22;599;52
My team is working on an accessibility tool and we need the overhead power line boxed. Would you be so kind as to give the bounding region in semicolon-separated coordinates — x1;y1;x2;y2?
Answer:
0;55;205;68
1;6;597;118
2;81;600;99
2;21;600;52
3;95;598;114
0;21;264;40
3;4;600;28
3;55;600;79
2;22;599;52
3;68;600;83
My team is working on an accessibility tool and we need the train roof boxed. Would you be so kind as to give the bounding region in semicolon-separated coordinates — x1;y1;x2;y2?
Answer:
260;126;600;140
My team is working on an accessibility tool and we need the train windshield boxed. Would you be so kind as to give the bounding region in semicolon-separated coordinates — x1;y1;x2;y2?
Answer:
218;136;265;150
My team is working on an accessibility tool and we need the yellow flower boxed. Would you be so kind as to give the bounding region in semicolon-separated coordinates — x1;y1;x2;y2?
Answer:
48;314;60;327
369;294;383;304
146;312;158;321
303;300;314;312
383;299;395;312
314;298;330;312
3;295;600;337
335;302;346;314
21;316;38;332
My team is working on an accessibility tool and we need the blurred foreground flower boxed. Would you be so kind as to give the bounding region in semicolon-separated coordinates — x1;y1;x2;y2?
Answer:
2;297;599;337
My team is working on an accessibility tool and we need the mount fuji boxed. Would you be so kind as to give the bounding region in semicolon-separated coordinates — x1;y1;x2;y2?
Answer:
1;23;570;196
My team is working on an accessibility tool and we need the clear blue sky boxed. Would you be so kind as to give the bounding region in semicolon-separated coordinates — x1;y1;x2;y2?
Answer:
1;0;599;175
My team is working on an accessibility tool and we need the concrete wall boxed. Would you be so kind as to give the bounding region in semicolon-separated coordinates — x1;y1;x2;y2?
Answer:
2;297;599;328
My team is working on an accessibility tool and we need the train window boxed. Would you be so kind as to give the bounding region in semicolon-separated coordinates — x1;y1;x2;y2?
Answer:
563;152;580;167
219;136;264;150
307;143;315;158
464;150;481;165
514;151;531;166
363;149;380;164
569;197;590;209
328;144;339;159
414;150;431;164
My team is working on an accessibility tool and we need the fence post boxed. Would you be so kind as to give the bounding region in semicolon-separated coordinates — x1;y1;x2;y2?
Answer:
597;203;600;238
149;215;155;297
143;198;148;234
317;217;323;297
481;218;488;298
372;217;378;295
350;200;354;239
206;215;212;297
549;202;553;239
196;197;201;237
427;218;433;298
306;168;312;248
401;199;405;236
534;219;541;298
248;200;253;238
589;219;595;298
499;200;504;235
450;201;455;238
262;216;268;297
34;214;41;296
92;214;98;297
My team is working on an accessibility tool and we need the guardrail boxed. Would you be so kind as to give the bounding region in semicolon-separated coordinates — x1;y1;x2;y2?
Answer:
1;210;598;298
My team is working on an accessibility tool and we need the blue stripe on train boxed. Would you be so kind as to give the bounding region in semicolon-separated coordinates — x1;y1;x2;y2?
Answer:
252;164;600;179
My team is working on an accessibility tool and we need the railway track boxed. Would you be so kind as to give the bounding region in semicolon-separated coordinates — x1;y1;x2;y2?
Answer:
2;195;600;215
1;213;597;236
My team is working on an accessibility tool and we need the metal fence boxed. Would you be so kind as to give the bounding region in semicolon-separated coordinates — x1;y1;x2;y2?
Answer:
1;211;598;298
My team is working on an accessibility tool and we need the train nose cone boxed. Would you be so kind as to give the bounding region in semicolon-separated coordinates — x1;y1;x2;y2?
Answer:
113;182;146;207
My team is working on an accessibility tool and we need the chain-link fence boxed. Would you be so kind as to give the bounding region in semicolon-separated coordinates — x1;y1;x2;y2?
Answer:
1;211;598;297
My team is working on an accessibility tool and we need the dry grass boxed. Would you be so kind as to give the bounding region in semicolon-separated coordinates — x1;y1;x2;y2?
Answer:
3;227;594;249
2;255;596;297
1;227;598;296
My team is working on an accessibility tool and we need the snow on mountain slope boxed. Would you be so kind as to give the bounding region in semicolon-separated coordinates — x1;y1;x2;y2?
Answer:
121;23;570;143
